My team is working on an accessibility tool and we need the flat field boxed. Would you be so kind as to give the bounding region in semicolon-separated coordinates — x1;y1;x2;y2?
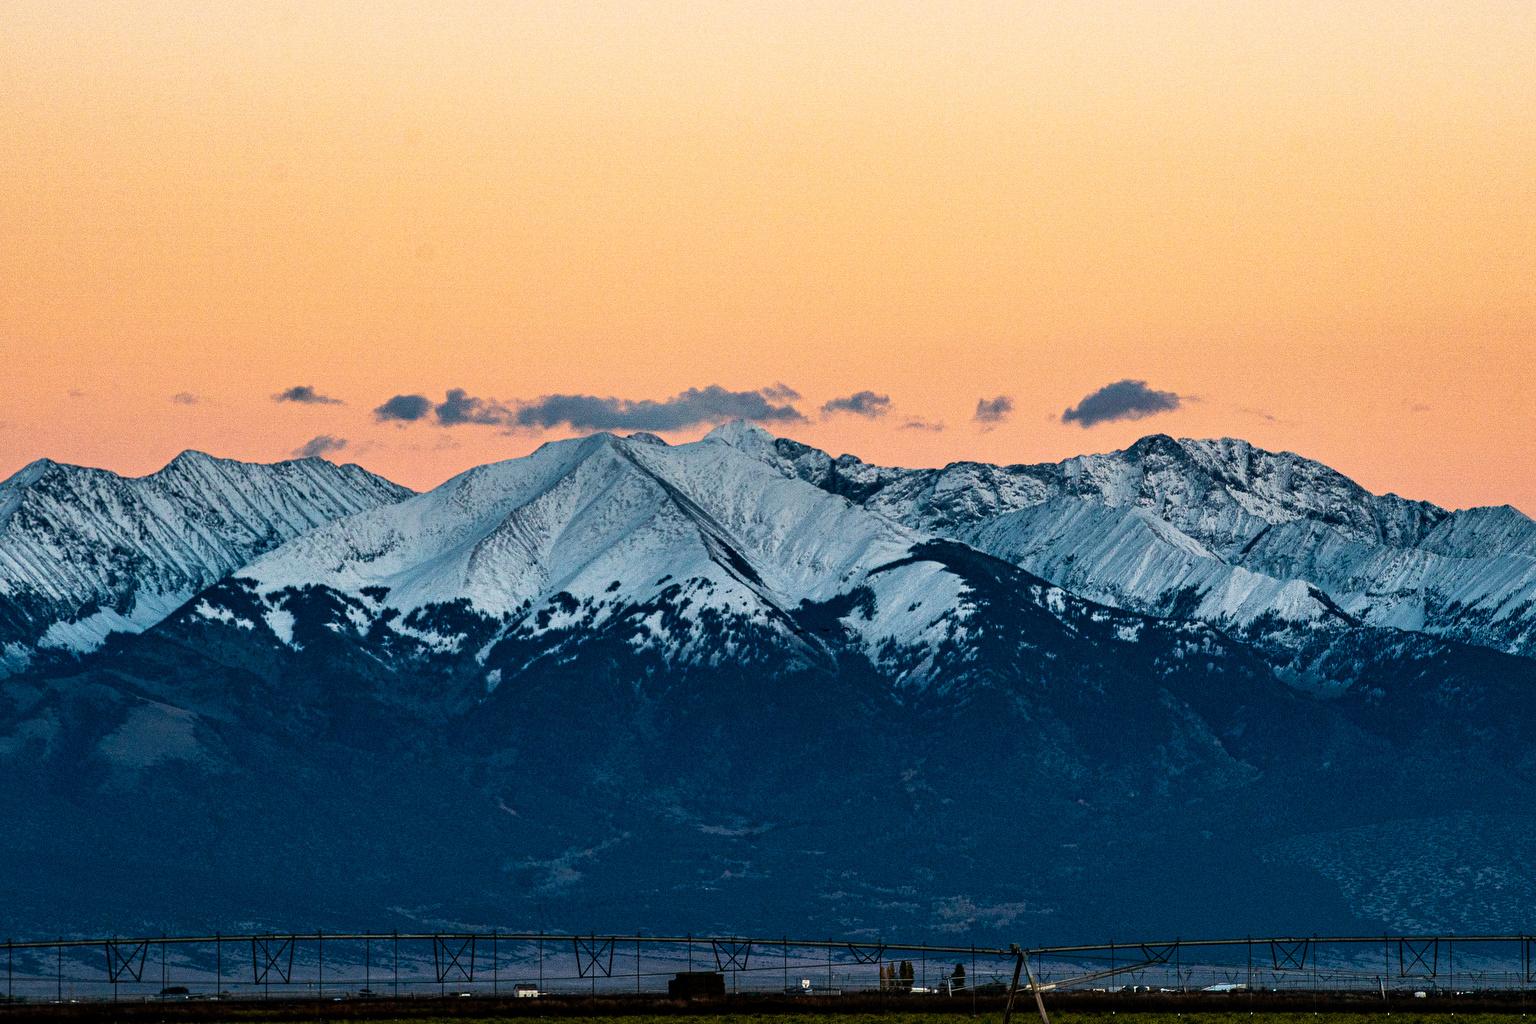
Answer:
184;1016;1536;1024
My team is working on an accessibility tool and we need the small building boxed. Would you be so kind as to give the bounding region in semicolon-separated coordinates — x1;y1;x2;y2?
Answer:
669;971;726;1000
514;983;541;998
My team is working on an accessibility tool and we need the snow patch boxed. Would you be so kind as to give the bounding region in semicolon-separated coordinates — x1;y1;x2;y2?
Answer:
263;607;297;648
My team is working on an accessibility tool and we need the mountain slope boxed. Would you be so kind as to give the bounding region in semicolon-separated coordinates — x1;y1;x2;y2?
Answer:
200;428;1223;695
729;429;1536;661
0;452;411;676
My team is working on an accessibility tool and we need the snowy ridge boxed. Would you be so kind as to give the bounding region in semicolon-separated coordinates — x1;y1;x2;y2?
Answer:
200;426;1228;693
8;422;1536;687
716;427;1536;658
0;452;410;674
225;430;977;681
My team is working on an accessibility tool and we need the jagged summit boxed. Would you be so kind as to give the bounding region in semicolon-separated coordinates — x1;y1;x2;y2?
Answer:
702;417;781;450
1;457;60;487
711;426;1536;659
227;422;993;683
165;448;219;468
6;425;1536;674
0;452;412;675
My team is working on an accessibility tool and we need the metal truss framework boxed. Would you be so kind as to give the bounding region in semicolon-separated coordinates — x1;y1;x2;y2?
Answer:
433;935;476;984
711;938;751;972
103;940;147;984
573;935;615;978
1400;938;1438;978
251;935;294;985
6;931;1536;1011
846;943;886;965
1271;938;1310;971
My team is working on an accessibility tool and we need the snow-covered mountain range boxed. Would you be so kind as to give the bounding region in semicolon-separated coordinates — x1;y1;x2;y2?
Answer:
3;424;1535;940
738;428;1536;662
0;452;409;676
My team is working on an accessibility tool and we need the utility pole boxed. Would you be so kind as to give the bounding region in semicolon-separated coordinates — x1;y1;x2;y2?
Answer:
1022;949;1052;1024
1002;947;1026;1024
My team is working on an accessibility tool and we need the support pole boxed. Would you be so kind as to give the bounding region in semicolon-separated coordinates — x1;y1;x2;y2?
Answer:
1022;949;1052;1024
1001;947;1026;1024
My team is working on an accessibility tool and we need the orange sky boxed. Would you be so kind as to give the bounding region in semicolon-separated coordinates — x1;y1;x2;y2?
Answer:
2;1;1533;510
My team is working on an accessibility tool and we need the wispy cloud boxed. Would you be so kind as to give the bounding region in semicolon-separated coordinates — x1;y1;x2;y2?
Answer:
274;385;344;405
514;386;804;431
170;392;201;406
369;384;816;432
821;390;891;419
973;395;1013;425
293;434;348;458
1062;379;1183;428
900;417;945;432
435;388;512;426
762;382;801;402
1235;405;1278;423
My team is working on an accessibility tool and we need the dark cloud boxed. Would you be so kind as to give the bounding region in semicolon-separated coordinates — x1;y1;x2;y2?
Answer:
820;390;892;419
372;385;805;432
435;388;511;426
762;382;801;401
374;394;433;422
170;392;201;406
900;418;945;432
973;395;1013;424
513;386;805;431
273;385;344;405
1062;379;1183;428
293;435;348;458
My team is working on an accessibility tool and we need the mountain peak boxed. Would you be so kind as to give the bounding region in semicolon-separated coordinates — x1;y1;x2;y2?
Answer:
0;451;413;675
164;449;221;469
1;458;61;490
703;419;778;450
1123;433;1188;459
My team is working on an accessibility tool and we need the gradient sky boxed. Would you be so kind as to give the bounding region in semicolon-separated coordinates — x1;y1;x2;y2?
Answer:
3;1;1533;510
